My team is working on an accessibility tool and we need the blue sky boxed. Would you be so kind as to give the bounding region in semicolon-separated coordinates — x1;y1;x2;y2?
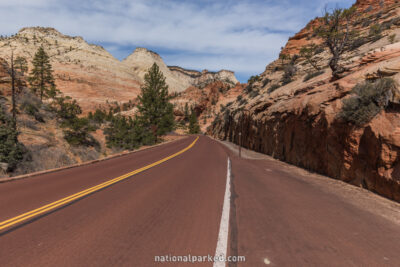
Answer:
0;0;353;82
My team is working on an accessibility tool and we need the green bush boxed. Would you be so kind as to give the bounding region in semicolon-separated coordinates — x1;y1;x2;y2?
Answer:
20;95;45;122
350;37;369;50
54;96;82;121
62;117;98;147
92;108;107;124
388;34;396;44
104;116;153;149
369;24;382;38
52;96;98;147
339;78;396;126
247;75;261;85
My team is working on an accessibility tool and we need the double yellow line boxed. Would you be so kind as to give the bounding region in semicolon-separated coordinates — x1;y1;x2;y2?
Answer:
0;137;199;232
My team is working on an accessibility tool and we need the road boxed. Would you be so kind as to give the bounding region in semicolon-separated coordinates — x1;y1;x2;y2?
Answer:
0;136;399;266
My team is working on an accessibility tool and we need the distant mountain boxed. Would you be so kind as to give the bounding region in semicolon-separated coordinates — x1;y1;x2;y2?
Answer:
123;47;238;92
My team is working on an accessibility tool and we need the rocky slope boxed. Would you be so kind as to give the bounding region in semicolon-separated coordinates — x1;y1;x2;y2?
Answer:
0;27;141;112
123;47;238;92
0;59;104;177
210;0;400;201
0;28;239;112
172;81;245;132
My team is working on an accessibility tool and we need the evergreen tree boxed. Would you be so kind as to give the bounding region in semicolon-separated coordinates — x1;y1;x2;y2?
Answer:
28;47;55;100
61;117;97;147
188;109;200;134
184;103;189;122
53;95;97;146
104;116;152;150
14;56;28;76
0;106;25;171
136;63;174;142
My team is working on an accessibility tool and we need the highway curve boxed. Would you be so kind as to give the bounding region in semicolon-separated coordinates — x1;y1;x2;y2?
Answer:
0;135;399;266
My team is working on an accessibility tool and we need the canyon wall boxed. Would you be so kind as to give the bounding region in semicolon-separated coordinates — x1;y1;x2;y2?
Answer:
210;0;400;201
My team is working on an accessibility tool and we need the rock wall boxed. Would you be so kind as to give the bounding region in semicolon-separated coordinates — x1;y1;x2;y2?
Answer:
212;82;400;201
211;0;400;202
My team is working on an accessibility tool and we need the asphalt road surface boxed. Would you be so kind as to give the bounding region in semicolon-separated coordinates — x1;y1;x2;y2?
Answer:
0;136;399;266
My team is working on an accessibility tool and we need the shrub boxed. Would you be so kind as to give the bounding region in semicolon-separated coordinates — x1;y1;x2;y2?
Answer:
369;24;382;36
248;75;261;85
388;34;396;44
268;84;281;94
61;117;98;147
262;78;271;87
339;78;396;126
249;89;260;98
53;96;82;121
350;37;369;50
236;95;243;101
92;108;107;124
20;98;44;123
281;64;296;85
370;33;383;43
303;71;324;82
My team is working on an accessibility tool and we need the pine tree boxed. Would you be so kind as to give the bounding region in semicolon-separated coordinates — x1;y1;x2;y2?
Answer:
136;63;174;142
184;102;189;122
28;47;55;100
14;56;28;76
188;109;200;134
0;105;25;171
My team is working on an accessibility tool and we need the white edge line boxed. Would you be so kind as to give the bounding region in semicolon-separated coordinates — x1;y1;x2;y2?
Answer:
213;158;231;267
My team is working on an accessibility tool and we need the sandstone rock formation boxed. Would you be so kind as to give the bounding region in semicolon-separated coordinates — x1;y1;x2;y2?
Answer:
0;28;239;112
123;47;238;92
210;0;400;201
0;27;141;112
171;81;245;132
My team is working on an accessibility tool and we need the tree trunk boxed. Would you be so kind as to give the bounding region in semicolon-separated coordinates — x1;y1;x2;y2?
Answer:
40;65;44;101
11;51;16;131
329;55;341;80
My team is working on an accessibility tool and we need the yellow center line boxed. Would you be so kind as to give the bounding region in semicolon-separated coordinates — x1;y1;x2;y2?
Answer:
0;137;199;231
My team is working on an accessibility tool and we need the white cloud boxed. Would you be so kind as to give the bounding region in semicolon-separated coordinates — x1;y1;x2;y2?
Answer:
0;0;353;81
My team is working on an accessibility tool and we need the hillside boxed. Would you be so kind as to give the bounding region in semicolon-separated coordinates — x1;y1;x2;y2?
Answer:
0;27;141;112
0;27;241;177
0;27;239;112
210;0;400;201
